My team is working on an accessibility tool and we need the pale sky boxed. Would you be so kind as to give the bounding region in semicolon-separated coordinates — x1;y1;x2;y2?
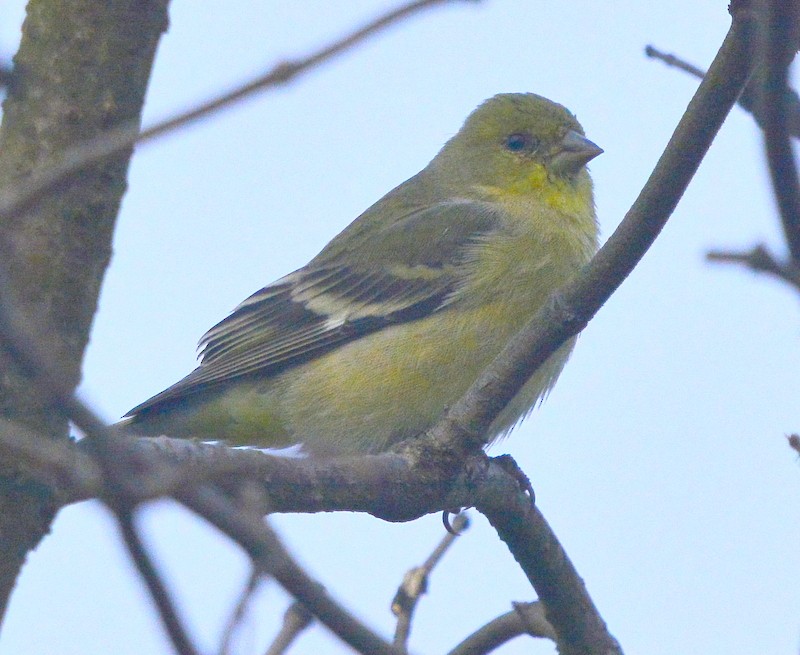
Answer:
1;2;798;654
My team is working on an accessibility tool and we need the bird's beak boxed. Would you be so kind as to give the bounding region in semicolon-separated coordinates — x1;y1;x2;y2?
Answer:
550;129;603;176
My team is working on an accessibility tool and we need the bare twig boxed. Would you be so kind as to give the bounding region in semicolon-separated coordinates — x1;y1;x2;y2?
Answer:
645;44;706;78
448;601;555;655
179;485;401;655
265;602;314;655
117;509;200;655
761;0;800;261
646;42;800;138
0;0;478;225
653;31;800;289
135;0;478;142
392;513;469;651
218;569;263;655
707;244;800;290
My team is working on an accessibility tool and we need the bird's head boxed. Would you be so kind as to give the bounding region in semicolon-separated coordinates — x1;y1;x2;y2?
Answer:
432;93;602;199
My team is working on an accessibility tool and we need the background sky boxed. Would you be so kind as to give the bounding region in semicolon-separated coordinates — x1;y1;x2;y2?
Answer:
1;2;799;654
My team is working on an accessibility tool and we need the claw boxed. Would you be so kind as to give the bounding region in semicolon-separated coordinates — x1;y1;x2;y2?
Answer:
442;509;460;534
493;454;535;505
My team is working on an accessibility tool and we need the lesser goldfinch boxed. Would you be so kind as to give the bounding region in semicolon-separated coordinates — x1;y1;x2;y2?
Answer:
120;93;601;454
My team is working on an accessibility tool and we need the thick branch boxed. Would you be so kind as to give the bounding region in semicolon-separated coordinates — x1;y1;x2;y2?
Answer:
0;0;168;623
761;0;800;261
476;493;620;655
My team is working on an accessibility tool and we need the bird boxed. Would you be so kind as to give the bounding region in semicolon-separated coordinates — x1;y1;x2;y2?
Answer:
120;93;602;455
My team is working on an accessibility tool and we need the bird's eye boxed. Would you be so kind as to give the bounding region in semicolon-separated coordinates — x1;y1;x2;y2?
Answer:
504;132;537;153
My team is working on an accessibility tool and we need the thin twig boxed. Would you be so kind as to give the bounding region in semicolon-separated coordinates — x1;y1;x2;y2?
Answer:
218;568;262;655
645;45;706;78
761;1;800;261
0;0;477;224
707;244;800;291
265;602;314;655
135;0;477;142
179;485;401;655
448;601;555;655
392;513;469;651
117;509;200;655
646;42;800;138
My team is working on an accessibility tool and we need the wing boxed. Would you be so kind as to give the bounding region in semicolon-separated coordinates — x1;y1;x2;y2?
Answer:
125;199;501;415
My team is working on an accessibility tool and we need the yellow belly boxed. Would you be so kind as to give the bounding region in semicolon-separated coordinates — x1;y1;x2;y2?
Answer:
266;303;573;453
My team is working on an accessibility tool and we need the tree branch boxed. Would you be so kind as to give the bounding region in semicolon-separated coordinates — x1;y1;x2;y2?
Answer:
706;244;800;291
645;43;800;139
264;601;314;655
409;8;756;654
0;0;479;226
0;5;761;654
448;601;555;655
644;44;707;79
476;489;619;655
117;509;200;655
760;0;800;261
178;485;402;655
0;295;400;655
0;0;168;624
0;63;12;90
392;513;469;652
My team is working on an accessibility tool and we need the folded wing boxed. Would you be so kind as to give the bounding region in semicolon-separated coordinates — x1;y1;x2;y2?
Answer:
125;200;501;416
